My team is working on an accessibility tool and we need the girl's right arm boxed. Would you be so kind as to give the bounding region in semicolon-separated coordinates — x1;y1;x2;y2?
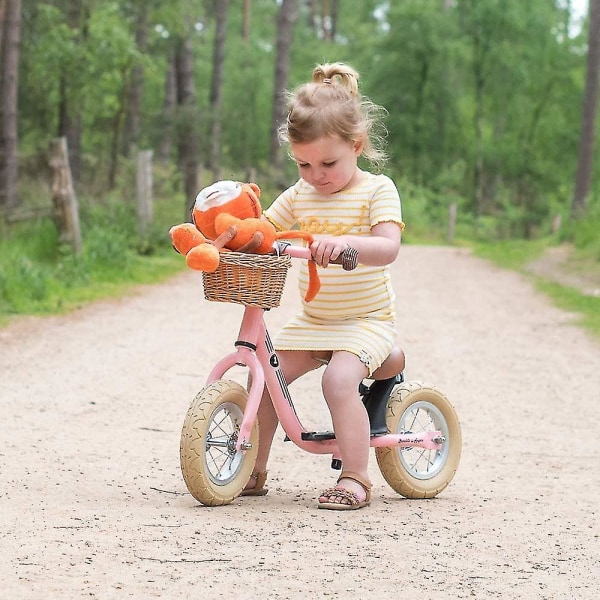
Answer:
310;221;401;268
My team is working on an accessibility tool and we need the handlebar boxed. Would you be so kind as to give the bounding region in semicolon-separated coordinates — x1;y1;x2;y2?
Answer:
275;241;358;271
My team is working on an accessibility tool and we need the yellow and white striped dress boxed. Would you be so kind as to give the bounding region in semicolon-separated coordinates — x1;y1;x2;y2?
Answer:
264;172;403;375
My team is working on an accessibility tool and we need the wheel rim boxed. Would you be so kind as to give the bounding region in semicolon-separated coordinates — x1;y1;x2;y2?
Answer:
396;400;450;480
204;401;245;486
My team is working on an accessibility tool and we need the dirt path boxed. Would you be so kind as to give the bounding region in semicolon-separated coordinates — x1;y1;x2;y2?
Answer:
1;246;599;599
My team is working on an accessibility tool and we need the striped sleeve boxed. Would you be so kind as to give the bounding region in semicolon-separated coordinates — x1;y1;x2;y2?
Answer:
369;175;403;228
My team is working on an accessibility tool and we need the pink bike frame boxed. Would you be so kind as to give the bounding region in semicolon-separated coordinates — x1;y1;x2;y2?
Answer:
205;245;444;460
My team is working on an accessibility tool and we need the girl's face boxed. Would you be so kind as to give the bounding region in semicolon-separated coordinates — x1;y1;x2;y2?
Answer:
291;135;364;195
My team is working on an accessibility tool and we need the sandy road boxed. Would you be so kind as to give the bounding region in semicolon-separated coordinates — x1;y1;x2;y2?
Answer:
1;245;599;599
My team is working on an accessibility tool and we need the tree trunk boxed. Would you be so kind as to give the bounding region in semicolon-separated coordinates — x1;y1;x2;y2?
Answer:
472;25;485;222
242;0;251;41
209;0;229;181
0;0;5;53
136;149;153;236
123;2;148;157
270;0;298;172
158;51;177;162
175;36;199;218
321;0;338;41
49;137;82;255
0;0;21;209
571;0;600;220
108;73;127;189
322;0;330;39
330;0;338;41
58;0;86;184
307;0;318;33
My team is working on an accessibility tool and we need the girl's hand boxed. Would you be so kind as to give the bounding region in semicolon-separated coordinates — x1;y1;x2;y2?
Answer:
308;222;402;268
310;237;349;268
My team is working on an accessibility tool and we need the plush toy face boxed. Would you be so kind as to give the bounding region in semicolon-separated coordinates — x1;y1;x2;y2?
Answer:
192;180;262;240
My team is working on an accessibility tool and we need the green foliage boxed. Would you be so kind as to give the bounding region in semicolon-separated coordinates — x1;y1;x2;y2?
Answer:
537;281;600;339
0;190;185;323
560;198;600;259
19;4;80;138
472;238;547;270
368;0;588;236
5;0;598;326
17;0;595;240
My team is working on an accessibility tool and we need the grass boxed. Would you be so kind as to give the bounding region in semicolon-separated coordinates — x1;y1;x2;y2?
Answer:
0;194;186;328
0;245;184;327
473;239;600;340
472;239;548;270
536;281;600;338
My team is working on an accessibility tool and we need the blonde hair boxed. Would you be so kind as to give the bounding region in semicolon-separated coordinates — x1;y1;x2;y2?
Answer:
279;62;388;169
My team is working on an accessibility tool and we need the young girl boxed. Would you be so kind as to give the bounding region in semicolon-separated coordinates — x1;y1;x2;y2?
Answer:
243;62;404;510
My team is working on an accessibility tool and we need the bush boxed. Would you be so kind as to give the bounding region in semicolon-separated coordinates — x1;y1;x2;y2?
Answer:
0;193;184;322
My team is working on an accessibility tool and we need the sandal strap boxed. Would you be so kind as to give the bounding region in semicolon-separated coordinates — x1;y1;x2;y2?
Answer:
320;487;360;506
337;471;372;492
249;470;267;488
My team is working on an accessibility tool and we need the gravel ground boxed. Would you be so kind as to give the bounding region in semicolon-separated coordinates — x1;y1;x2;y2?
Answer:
1;245;599;599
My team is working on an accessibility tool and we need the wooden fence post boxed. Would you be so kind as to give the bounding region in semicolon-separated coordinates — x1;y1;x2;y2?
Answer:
447;202;457;244
49;137;82;255
136;150;154;236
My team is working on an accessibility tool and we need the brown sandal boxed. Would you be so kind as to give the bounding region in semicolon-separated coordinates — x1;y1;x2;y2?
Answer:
240;470;268;497
317;471;372;511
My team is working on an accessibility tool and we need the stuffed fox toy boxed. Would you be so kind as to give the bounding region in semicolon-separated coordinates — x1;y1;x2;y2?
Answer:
169;180;320;301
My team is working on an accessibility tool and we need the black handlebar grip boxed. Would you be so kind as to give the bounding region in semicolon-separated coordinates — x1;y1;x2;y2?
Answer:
336;246;358;271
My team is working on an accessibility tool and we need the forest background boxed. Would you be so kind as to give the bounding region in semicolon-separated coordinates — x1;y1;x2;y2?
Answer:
0;0;599;324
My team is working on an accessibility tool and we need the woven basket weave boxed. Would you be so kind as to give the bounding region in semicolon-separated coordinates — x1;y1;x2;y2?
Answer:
202;252;291;308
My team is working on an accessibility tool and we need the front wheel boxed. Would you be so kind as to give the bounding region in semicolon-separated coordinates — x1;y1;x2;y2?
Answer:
375;380;461;498
180;379;258;506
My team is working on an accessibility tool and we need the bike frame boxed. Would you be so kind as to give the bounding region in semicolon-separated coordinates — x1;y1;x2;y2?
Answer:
205;246;444;461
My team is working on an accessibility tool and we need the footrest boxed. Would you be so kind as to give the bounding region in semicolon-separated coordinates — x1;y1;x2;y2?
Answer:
301;430;336;441
299;427;391;440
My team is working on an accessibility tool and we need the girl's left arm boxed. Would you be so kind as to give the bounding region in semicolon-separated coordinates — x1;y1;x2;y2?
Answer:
310;221;401;268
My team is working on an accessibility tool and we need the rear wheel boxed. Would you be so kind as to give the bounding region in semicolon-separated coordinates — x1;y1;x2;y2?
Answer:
180;380;258;506
375;380;461;498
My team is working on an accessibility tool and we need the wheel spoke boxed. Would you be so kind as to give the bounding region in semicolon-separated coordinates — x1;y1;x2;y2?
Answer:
398;401;449;479
204;407;241;480
180;381;259;506
375;382;461;498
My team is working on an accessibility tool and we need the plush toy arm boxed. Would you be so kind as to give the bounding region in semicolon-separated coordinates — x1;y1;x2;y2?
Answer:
236;232;265;253
214;213;275;254
209;225;238;249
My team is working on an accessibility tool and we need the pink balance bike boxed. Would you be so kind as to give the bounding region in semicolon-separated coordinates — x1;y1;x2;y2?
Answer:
179;244;462;506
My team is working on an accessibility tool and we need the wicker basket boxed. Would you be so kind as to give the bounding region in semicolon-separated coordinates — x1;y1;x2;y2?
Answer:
202;252;291;308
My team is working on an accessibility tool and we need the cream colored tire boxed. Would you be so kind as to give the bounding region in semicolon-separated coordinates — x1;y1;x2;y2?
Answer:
180;380;258;506
375;380;461;498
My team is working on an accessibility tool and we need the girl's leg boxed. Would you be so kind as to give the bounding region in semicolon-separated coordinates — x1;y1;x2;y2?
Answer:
370;345;405;380
244;350;323;491
319;351;370;504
